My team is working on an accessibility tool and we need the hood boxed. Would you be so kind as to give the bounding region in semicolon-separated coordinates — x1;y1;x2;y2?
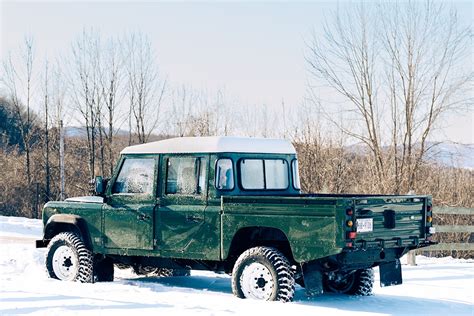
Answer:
65;196;104;203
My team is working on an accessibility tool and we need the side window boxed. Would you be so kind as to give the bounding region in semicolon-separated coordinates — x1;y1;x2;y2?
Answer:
292;159;301;190
240;159;264;189
239;159;289;190
112;158;155;194
265;159;289;189
166;157;207;195
215;159;234;190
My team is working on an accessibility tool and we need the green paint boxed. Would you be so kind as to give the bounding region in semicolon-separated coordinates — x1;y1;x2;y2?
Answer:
39;151;433;268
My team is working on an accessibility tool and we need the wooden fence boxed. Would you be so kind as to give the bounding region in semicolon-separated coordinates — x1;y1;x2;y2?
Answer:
407;206;473;265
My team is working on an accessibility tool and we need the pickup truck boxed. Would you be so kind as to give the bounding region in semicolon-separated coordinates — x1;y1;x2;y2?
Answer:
36;136;435;302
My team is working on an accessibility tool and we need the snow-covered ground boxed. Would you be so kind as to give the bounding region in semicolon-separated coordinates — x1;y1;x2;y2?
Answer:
0;215;473;315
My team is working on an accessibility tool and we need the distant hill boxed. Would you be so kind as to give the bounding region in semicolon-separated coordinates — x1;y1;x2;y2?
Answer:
346;141;473;169
63;127;473;169
425;142;474;169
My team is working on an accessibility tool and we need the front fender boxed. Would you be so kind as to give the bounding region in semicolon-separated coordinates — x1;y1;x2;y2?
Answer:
42;214;93;249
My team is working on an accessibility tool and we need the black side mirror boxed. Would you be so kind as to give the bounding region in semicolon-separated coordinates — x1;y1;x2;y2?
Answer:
94;176;106;197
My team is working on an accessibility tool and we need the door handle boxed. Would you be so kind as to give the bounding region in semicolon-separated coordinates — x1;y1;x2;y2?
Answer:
186;215;203;223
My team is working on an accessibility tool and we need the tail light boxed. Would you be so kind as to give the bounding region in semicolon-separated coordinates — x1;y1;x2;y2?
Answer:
347;231;357;239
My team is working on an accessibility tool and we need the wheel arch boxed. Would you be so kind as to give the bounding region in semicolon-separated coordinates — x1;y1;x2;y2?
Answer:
44;214;93;250
225;226;295;271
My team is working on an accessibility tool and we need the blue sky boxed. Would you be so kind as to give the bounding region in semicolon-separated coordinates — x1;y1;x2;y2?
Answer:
1;1;473;143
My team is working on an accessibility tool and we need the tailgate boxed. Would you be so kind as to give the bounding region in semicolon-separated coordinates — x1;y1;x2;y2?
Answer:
350;196;432;248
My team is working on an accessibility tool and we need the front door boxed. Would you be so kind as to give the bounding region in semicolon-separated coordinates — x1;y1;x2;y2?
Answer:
158;154;209;258
103;156;157;250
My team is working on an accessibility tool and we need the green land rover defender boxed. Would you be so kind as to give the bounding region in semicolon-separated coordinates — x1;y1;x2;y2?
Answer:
36;136;435;302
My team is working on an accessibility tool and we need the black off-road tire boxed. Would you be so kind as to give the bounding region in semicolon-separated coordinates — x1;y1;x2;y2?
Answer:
231;246;295;302
46;232;94;283
94;256;114;282
324;268;374;296
350;268;374;296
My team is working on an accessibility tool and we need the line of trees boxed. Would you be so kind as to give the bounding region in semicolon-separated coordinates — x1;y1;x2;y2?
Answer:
305;1;472;195
0;29;289;216
1;1;472;220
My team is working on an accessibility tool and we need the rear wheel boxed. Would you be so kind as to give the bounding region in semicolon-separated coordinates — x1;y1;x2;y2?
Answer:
324;268;374;296
46;232;93;283
231;246;295;302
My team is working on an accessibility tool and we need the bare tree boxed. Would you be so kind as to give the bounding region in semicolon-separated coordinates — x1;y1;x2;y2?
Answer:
42;60;51;202
306;1;472;193
124;32;166;143
49;60;68;200
380;1;472;191
69;30;102;180
2;36;36;186
100;37;124;176
306;4;385;186
166;86;240;137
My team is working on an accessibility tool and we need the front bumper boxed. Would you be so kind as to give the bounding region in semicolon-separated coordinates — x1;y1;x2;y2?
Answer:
36;239;50;248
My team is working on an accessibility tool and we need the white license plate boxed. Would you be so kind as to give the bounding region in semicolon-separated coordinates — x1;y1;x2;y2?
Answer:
357;218;373;232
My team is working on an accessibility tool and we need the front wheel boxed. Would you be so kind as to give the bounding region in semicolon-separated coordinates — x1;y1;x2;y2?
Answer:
45;232;94;283
231;247;295;302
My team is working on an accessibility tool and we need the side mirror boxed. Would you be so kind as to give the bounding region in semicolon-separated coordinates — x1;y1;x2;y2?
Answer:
94;176;106;197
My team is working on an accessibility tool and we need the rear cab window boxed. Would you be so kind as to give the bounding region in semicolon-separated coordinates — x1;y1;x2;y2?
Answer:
239;159;289;190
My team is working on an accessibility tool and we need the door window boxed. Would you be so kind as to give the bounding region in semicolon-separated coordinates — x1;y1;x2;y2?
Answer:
166;157;207;195
112;158;155;194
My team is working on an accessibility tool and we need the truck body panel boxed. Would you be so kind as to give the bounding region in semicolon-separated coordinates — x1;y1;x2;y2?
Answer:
37;137;436;300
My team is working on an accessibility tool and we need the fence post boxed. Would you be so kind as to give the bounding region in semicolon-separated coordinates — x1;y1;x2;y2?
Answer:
407;251;416;266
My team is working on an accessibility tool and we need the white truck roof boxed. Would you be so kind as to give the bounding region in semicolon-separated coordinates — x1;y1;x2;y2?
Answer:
120;136;296;155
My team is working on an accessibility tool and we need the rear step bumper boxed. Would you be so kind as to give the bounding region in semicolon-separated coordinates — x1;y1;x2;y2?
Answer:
352;237;437;251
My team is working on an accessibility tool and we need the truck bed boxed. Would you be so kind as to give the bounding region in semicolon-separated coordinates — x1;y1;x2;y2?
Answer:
220;194;432;263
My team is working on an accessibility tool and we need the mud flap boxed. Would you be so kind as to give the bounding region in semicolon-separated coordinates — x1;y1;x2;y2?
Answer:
301;262;323;296
379;259;402;287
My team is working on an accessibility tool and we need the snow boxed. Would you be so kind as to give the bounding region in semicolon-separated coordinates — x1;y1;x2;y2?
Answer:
120;136;297;155
1;215;473;315
65;196;104;203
